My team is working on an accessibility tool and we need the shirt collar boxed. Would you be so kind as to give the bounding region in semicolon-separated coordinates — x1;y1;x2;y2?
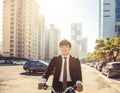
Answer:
62;54;70;60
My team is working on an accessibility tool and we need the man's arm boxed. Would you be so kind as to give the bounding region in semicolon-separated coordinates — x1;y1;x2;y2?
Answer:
38;57;56;89
75;58;83;92
75;58;82;82
41;56;56;82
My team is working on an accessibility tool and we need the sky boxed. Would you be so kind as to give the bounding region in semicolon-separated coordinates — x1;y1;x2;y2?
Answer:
36;0;99;52
0;0;99;52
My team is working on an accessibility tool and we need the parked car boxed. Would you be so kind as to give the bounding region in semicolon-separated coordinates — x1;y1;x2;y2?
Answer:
97;62;109;71
94;62;100;69
0;60;5;64
20;61;27;65
23;60;48;73
13;60;26;65
7;60;14;64
102;62;120;78
90;62;96;68
13;61;23;65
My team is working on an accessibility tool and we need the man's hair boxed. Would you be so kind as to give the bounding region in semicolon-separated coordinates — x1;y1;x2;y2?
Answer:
59;39;71;48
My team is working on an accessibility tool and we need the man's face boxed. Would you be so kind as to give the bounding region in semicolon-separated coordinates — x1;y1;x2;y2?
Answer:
60;45;71;56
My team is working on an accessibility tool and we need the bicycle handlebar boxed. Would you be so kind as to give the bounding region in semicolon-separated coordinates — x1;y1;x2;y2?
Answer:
43;84;77;93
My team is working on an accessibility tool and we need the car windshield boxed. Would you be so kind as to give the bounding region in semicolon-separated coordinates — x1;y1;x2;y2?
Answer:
39;60;48;66
25;61;32;65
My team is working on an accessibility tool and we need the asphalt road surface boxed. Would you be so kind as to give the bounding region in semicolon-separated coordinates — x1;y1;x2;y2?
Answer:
0;64;120;93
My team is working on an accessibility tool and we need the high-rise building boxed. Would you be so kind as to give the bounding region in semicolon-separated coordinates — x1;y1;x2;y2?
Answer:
71;41;80;57
48;24;60;59
71;23;82;47
80;38;88;59
45;26;50;60
70;23;88;59
99;0;120;39
81;38;87;53
38;15;45;60
0;43;2;55
115;0;120;35
2;0;41;60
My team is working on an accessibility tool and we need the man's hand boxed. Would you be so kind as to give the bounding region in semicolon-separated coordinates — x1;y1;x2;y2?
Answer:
38;83;46;89
75;83;83;92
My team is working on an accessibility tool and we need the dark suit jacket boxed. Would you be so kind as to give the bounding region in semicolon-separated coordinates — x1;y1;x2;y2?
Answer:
42;55;82;91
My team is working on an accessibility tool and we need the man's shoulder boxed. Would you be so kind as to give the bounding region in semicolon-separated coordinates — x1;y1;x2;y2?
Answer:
71;56;80;63
71;55;79;60
52;55;61;59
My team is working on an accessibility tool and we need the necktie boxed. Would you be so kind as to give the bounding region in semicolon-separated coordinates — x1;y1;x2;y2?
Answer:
63;57;67;90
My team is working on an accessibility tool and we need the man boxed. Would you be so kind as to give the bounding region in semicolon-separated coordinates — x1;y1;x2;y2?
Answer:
38;39;83;92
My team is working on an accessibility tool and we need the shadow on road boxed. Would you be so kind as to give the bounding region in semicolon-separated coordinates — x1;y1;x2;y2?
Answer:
20;72;54;77
0;64;18;66
20;72;44;76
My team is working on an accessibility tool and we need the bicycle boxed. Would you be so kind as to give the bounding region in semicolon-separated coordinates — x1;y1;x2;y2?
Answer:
42;84;77;93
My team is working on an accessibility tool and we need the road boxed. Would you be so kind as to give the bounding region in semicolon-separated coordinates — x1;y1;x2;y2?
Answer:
0;64;120;93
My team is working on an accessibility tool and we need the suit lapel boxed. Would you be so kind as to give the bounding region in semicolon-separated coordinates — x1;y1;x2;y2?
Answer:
69;55;74;80
57;55;62;79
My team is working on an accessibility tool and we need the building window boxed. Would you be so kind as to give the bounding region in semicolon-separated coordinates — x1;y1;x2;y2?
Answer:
10;36;14;38
11;22;14;25
10;40;14;43
11;18;14;21
10;54;14;56
104;10;110;12
103;15;110;17
11;4;15;7
18;33;20;35
10;27;14;30
11;13;14;16
116;8;120;13
10;31;14;34
10;49;14;52
104;3;110;5
11;0;15;2
10;45;14;47
11;9;14;12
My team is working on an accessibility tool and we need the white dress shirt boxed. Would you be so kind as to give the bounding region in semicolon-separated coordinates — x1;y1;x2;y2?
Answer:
59;55;72;82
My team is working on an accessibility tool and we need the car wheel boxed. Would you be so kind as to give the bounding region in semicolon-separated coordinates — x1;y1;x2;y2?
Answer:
26;68;30;73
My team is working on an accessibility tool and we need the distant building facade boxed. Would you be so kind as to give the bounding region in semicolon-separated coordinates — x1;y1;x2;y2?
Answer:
99;0;120;39
2;0;43;60
70;23;87;59
45;24;61;60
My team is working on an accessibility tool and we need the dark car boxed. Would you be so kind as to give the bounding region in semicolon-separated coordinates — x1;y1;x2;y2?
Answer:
23;60;48;73
102;62;120;78
97;62;108;72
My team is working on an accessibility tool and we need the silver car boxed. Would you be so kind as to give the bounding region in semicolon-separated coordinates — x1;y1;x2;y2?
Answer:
102;62;120;78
